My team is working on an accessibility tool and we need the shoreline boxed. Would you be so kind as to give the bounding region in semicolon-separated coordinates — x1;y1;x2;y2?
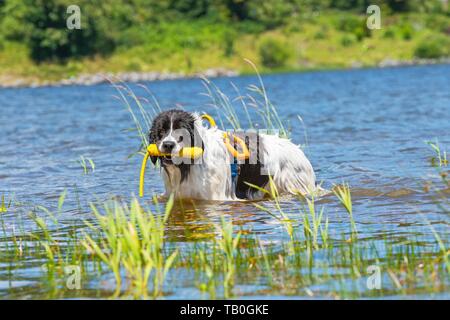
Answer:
1;58;449;89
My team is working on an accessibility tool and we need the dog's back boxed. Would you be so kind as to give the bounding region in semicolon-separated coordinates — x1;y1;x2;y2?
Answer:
233;132;317;199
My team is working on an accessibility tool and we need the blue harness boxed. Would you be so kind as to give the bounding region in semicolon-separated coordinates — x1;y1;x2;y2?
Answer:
230;161;239;188
230;162;238;179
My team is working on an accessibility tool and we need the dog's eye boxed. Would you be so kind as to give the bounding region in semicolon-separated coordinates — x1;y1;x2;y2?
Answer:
178;136;183;142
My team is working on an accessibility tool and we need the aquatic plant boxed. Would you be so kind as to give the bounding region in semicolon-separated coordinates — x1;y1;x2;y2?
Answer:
78;155;96;175
333;183;358;236
110;80;161;157
300;195;328;250
1;73;449;300
216;217;241;298
248;176;330;253
0;194;12;213
1;182;448;299
202;60;289;137
116;60;291;157
82;195;178;298
426;139;448;167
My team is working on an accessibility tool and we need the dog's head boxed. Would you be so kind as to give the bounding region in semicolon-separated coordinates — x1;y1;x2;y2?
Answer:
148;109;203;166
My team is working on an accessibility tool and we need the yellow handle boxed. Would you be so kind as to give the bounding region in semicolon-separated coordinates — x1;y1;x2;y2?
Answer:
139;151;150;197
223;133;250;161
139;114;253;198
201;114;216;128
139;144;204;197
146;144;203;158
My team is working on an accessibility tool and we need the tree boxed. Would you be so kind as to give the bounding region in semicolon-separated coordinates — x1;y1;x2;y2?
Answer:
1;0;120;62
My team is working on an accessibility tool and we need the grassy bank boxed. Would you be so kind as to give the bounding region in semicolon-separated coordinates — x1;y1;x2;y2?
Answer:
1;11;449;86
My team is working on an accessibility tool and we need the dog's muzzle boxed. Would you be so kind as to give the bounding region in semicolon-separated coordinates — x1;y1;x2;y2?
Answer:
139;144;204;197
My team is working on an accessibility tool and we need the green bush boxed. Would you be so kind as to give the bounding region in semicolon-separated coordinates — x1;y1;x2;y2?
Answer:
425;14;450;33
399;23;414;40
383;28;396;39
127;21;228;54
414;34;450;59
1;0;119;62
235;21;266;34
223;29;236;57
314;26;329;40
245;0;295;29
335;15;371;41
340;34;356;47
258;37;293;68
284;23;302;34
116;27;148;48
0;0;34;41
1;0;449;64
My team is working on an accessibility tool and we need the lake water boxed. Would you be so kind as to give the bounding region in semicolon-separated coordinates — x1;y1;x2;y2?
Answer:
1;64;449;299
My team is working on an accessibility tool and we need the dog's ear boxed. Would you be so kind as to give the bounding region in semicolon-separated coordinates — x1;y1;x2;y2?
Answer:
150;155;158;165
193;127;204;150
148;130;159;165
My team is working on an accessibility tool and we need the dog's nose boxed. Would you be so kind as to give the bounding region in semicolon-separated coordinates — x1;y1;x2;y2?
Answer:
162;141;176;152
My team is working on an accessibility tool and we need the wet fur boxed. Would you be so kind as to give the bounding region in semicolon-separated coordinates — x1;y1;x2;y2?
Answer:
149;110;202;183
149;109;318;200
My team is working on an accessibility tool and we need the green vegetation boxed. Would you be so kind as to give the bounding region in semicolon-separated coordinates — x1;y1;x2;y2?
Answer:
333;183;357;235
0;1;449;85
0;195;12;213
202;60;289;136
426;139;449;167
0;76;448;299
83;195;178;298
78;156;95;175
114;60;290;160
1;167;448;299
258;37;293;68
414;34;450;59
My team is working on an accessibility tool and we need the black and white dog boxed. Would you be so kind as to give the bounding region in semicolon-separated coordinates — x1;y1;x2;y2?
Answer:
148;109;318;200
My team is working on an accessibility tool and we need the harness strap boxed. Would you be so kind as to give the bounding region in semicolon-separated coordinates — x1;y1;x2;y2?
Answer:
230;162;239;178
230;160;239;193
201;113;250;160
200;114;217;128
223;133;250;161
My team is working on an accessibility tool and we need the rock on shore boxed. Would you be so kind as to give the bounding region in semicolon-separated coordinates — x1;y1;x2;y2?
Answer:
1;59;449;89
0;68;239;89
377;57;450;68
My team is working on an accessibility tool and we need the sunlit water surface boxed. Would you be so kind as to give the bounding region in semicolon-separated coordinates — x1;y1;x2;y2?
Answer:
1;64;449;299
